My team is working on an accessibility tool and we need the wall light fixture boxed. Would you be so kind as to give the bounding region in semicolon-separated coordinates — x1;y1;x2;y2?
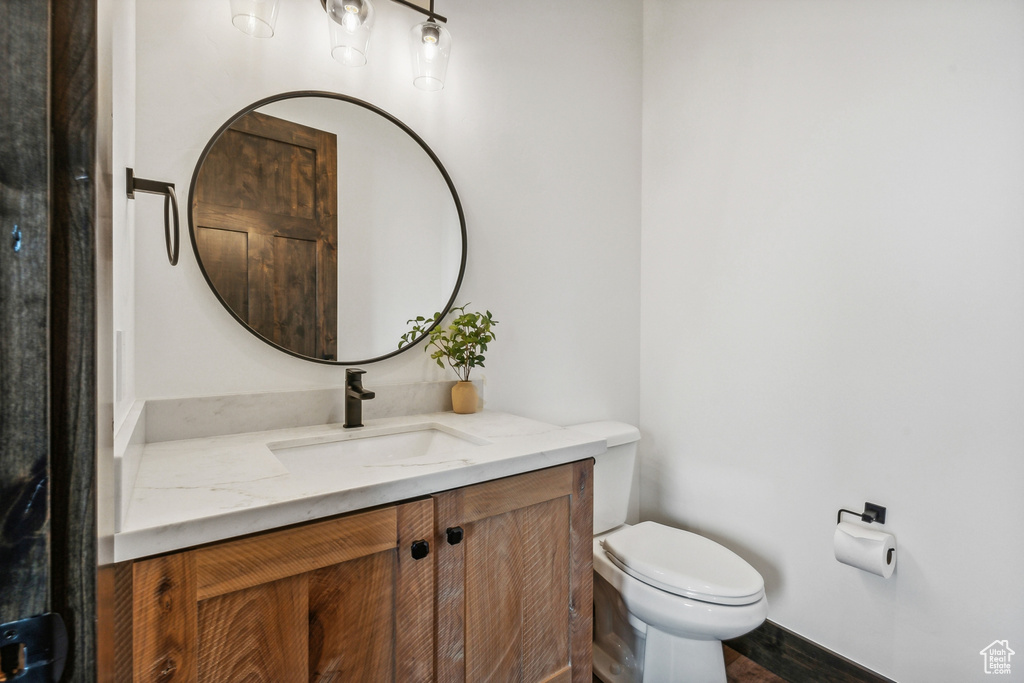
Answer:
230;0;280;38
326;0;375;67
229;0;452;91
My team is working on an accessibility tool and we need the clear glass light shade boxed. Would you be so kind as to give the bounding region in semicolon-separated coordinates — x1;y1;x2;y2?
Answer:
230;0;279;38
410;21;451;91
327;0;375;67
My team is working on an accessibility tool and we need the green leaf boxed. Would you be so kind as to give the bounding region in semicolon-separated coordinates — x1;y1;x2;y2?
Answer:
398;303;499;380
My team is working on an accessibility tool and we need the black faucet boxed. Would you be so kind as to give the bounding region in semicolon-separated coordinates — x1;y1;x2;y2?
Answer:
344;368;375;429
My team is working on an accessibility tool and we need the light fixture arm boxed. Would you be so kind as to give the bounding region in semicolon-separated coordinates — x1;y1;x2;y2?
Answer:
389;0;446;23
319;0;446;23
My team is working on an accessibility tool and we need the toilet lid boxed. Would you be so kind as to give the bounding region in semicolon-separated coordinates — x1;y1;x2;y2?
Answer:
601;521;765;606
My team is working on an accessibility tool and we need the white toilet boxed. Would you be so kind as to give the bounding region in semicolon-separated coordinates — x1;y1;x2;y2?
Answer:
570;422;768;683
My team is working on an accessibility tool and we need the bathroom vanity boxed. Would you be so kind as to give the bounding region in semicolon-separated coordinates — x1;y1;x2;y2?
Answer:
112;407;603;682
109;83;604;680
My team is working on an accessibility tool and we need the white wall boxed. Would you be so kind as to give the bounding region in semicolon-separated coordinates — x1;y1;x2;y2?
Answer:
100;0;138;562
129;0;642;426
110;0;136;429
640;1;1024;681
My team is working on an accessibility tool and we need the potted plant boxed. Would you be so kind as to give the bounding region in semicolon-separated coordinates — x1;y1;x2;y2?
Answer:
399;305;498;414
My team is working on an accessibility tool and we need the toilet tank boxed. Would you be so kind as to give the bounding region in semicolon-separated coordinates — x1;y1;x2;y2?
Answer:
568;421;641;535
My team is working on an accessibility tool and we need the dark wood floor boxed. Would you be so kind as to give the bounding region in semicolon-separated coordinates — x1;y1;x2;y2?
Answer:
594;645;788;682
725;645;788;682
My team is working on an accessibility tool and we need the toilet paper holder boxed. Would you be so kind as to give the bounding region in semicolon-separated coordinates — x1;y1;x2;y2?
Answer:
836;502;886;526
835;503;895;569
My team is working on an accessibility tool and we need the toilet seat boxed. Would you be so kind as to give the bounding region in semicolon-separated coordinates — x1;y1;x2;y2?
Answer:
601;522;764;606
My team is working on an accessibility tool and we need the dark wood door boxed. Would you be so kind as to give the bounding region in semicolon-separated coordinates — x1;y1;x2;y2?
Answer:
194;111;339;360
1;0;97;680
433;462;595;683
0;0;53;650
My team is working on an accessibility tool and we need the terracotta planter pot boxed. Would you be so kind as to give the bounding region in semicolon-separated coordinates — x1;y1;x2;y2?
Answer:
451;381;478;414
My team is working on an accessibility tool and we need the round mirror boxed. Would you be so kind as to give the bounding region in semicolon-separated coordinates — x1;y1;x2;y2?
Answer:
188;92;466;364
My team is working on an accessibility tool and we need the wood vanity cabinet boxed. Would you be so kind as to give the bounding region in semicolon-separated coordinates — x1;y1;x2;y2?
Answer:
434;460;594;683
115;460;593;682
115;499;435;682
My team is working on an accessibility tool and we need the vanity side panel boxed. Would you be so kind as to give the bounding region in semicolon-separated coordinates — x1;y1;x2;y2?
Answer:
113;561;134;682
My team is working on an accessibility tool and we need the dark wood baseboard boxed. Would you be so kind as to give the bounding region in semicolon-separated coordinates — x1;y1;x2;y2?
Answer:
725;620;895;683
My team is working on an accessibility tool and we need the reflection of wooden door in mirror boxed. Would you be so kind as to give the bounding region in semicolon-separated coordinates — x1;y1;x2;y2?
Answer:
193;111;338;359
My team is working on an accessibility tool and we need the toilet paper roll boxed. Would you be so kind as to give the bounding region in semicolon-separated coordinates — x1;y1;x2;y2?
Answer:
833;521;896;578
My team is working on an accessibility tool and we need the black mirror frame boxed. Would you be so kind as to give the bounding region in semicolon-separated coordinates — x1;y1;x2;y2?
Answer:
187;91;467;366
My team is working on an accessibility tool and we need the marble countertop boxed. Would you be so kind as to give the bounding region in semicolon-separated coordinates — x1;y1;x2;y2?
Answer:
115;410;605;562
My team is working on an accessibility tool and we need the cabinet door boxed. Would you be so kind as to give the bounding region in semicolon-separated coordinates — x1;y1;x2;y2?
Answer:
116;500;434;682
434;461;594;683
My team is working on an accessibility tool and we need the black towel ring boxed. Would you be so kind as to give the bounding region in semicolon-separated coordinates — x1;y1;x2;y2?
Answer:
126;167;179;266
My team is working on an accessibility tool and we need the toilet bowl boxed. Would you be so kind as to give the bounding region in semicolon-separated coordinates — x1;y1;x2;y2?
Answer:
569;422;767;683
594;524;768;682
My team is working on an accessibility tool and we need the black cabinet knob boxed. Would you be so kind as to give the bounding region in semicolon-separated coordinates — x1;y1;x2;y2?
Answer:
411;539;430;560
446;526;464;545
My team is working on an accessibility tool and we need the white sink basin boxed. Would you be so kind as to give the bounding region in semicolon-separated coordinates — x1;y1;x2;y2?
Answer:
269;423;488;472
